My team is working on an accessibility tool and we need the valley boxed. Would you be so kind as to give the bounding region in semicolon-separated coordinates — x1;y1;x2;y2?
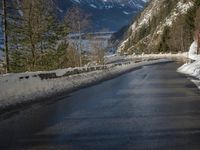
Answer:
68;32;114;54
56;0;149;31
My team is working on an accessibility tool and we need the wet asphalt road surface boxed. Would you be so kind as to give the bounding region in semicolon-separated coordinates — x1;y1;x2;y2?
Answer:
1;62;200;150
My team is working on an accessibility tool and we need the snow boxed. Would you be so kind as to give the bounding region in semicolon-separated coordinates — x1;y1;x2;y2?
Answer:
141;0;149;2
72;0;81;4
188;41;200;61
57;7;64;13
105;53;187;64
177;1;193;14
0;59;171;110
137;0;159;27
178;61;200;78
157;1;192;29
156;1;193;35
118;0;160;52
90;4;97;8
177;60;200;90
123;11;131;15
70;0;148;9
128;53;187;60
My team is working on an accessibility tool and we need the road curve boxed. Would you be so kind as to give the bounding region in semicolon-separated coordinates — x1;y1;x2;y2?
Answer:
1;62;200;150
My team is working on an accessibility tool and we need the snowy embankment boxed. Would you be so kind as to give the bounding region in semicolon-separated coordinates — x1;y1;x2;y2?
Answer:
105;53;187;64
178;61;200;89
0;59;171;111
128;53;187;61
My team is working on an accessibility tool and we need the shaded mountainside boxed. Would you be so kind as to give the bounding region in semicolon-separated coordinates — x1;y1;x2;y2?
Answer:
55;0;149;31
68;0;148;9
1;0;149;32
113;0;200;54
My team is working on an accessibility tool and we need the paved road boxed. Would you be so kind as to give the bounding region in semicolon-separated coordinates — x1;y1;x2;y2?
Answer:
1;62;200;150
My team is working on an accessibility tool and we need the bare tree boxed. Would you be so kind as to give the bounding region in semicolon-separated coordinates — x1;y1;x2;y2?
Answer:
65;6;90;66
91;39;105;65
66;44;81;67
7;0;67;71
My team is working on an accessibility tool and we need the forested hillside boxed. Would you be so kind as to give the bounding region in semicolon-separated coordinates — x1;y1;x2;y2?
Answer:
115;0;200;55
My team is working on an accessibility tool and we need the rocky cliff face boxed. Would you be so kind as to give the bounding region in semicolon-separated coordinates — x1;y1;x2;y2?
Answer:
116;0;200;54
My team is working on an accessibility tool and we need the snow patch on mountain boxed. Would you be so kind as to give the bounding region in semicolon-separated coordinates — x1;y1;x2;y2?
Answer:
71;0;81;4
123;11;131;15
135;0;159;29
90;4;97;8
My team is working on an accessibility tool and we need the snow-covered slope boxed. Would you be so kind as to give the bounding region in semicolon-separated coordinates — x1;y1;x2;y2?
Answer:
116;0;196;54
178;61;200;90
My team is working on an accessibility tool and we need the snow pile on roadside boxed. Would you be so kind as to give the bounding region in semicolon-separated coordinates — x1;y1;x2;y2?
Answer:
56;53;186;68
177;61;200;89
177;61;200;78
128;52;187;60
0;59;170;110
105;53;187;64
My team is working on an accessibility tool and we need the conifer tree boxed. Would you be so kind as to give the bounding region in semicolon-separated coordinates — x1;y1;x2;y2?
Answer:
7;0;69;72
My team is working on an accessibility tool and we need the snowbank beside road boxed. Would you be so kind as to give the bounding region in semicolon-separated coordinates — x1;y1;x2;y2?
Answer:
0;59;170;111
105;53;188;64
177;61;200;89
178;61;200;78
128;53;188;61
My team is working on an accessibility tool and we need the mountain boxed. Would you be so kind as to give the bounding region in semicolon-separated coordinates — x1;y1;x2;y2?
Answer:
68;0;148;9
55;0;149;31
114;0;200;54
